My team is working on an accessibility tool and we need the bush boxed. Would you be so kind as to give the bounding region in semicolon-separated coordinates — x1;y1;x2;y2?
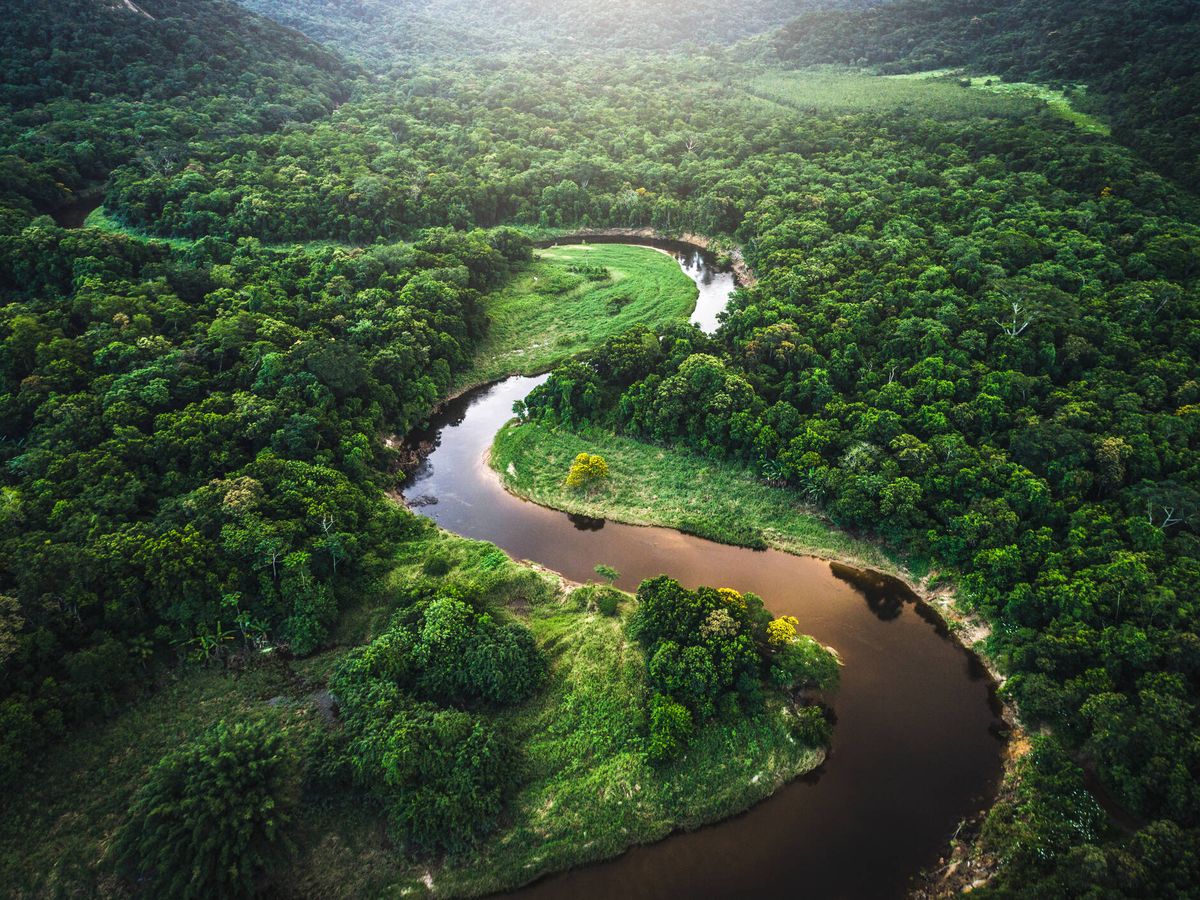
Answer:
647;693;692;762
792;705;833;746
283;581;336;656
770;635;840;691
114;718;297;899
596;588;621;616
415;596;547;706
353;699;510;853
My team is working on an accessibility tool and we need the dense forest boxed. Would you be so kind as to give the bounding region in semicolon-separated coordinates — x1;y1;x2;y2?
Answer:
1;0;1199;896
236;0;875;60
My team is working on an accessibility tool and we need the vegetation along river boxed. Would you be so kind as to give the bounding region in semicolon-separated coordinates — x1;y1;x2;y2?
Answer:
402;245;1006;899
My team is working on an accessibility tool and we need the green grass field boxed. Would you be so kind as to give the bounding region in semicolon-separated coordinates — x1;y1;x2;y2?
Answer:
459;243;698;390
746;67;1038;120
879;68;1110;134
0;523;822;898
492;419;907;576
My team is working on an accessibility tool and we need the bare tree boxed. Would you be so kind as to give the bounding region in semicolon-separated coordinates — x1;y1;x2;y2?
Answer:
995;299;1032;337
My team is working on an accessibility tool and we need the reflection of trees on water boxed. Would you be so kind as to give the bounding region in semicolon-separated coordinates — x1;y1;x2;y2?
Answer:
829;561;916;622
568;512;605;531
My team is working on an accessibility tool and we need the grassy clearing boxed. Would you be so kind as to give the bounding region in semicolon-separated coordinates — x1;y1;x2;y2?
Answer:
1;521;822;898
492;419;904;576
882;69;1110;134
747;67;1037;119
965;75;1110;135
459;243;698;390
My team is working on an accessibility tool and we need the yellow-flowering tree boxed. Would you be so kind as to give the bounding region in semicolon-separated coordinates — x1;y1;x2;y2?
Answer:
766;615;800;647
565;452;609;491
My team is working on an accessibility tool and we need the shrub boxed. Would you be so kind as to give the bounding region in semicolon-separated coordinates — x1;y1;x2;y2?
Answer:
792;705;833;746
351;699;510;853
415;596;546;706
770;635;840;691
647;693;692;762
596;588;621;616
283;581;336;656
114;718;297;899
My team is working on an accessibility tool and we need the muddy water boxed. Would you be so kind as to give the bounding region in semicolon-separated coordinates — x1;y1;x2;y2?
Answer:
402;248;1005;899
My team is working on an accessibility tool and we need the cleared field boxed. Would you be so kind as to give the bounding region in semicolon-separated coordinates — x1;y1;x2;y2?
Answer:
460;243;698;390
746;67;1038;119
492;419;905;575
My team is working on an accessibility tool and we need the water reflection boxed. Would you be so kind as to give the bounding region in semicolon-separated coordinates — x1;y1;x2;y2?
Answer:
831;562;910;621
568;512;606;531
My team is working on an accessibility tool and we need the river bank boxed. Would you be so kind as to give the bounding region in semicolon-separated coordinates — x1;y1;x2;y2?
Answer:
487;415;1030;897
533;227;757;287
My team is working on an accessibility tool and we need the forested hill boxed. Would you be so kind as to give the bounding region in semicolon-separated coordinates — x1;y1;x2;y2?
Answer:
773;0;1200;190
235;0;877;60
2;0;350;108
0;0;354;221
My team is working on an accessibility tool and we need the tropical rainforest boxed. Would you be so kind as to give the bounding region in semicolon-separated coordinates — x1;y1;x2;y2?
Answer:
1;0;1198;897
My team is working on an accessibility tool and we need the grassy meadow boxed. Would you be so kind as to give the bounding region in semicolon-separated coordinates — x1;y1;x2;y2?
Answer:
458;243;698;390
492;419;904;576
746;67;1038;119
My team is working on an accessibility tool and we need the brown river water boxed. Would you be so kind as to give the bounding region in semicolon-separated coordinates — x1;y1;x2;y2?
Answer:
402;244;1006;899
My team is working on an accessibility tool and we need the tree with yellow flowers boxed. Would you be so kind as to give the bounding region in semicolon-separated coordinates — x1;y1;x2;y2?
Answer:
565;452;609;491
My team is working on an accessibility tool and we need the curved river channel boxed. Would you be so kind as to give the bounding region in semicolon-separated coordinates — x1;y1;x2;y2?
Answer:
402;241;1006;899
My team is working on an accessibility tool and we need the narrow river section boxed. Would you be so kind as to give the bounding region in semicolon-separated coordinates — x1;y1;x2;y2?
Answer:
402;246;1006;900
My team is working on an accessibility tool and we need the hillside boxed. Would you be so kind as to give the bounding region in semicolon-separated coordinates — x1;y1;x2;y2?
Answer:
773;0;1200;189
0;0;353;220
236;0;877;60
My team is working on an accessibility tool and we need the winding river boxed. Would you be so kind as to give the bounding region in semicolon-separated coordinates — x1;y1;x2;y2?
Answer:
403;242;1006;899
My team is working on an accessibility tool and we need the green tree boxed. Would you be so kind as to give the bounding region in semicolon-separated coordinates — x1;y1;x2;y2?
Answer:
114;718;297;899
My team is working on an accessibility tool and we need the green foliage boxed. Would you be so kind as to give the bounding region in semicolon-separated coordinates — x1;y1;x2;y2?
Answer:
771;636;840;692
774;0;1200;189
983;736;1105;873
237;0;827;59
326;581;544;853
114;717;297;899
791;705;833;746
595;589;621;617
0;222;523;777
594;563;620;585
630;577;834;759
2;0;1199;889
647;693;692;762
341;686;510;854
456;241;699;388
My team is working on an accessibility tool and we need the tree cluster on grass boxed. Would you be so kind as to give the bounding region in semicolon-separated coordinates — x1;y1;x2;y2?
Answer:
327;588;545;852
630;576;836;762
